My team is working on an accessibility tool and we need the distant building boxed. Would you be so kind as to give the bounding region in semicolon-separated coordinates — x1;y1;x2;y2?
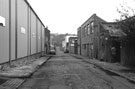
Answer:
62;34;77;53
45;27;50;54
69;37;78;54
77;27;81;55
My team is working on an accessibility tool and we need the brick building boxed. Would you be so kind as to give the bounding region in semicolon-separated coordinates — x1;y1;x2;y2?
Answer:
77;14;105;59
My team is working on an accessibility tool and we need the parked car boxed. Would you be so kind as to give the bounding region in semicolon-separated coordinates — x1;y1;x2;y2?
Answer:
49;46;56;55
64;48;69;53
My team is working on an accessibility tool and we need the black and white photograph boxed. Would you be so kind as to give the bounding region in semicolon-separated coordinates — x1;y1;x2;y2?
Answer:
0;0;135;89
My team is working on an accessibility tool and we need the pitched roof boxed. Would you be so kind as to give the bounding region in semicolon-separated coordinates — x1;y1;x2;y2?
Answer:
102;24;127;37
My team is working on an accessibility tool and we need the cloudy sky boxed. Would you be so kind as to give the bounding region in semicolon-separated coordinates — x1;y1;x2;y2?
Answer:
27;0;135;34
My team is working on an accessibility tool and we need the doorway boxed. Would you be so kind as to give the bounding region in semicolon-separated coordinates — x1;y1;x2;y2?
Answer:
111;40;121;63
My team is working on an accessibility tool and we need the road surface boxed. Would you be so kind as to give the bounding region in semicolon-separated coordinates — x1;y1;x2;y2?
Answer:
19;47;135;89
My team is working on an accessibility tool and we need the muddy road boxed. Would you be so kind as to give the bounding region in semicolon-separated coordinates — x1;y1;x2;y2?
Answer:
19;47;135;89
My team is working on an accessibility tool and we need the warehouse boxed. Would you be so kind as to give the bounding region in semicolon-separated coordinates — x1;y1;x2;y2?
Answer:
0;0;49;64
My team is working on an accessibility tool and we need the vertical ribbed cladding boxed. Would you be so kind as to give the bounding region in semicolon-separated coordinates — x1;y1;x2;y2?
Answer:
25;0;48;56
29;10;31;56
15;0;18;59
41;25;44;55
0;0;10;63
41;25;44;53
37;20;41;54
36;18;38;55
27;4;30;59
0;0;49;64
17;0;28;58
11;0;16;61
31;11;37;55
41;24;42;53
9;0;11;65
43;26;45;53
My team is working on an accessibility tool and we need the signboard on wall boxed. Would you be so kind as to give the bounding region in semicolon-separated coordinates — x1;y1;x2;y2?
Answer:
71;44;74;46
32;33;36;38
0;16;5;27
21;27;26;34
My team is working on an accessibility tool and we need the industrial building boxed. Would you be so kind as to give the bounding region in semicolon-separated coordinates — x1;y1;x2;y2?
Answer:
77;14;105;59
0;0;50;64
68;37;78;54
62;34;76;53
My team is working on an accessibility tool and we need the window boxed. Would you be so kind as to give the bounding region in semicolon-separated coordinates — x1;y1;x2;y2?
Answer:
83;28;85;37
84;44;86;49
91;44;94;49
91;21;94;33
88;24;90;35
85;26;87;36
83;44;86;49
0;16;5;27
72;40;75;43
84;27;86;36
86;25;88;36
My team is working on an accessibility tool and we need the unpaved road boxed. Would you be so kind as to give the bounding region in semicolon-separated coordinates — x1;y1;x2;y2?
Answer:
19;47;135;89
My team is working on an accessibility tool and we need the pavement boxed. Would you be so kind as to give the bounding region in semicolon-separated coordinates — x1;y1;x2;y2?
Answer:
71;54;135;83
0;56;51;78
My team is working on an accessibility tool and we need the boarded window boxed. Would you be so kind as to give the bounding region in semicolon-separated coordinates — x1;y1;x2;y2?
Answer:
0;16;5;27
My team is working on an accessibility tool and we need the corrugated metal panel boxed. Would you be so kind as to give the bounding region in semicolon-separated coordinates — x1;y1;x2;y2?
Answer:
40;23;42;52
0;0;9;63
11;0;16;60
37;20;41;53
28;7;31;56
17;0;28;58
42;26;45;52
31;11;37;54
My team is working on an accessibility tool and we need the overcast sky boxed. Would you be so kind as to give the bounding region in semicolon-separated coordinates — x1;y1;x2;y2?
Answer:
27;0;135;34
